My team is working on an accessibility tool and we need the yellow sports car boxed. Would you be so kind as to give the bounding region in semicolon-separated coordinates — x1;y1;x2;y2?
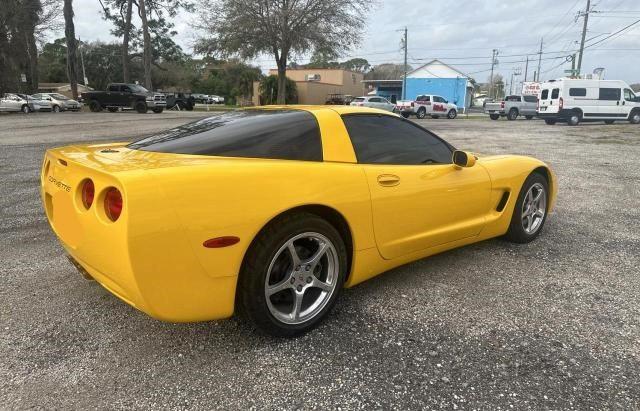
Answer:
41;106;557;336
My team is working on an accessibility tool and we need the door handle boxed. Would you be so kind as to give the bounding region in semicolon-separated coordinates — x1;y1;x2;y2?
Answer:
617;101;620;105
622;101;626;105
377;174;400;187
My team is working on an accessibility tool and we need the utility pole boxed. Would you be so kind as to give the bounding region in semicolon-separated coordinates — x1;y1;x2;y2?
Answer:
489;49;498;99
577;0;591;76
536;38;543;82
402;27;408;100
524;56;529;82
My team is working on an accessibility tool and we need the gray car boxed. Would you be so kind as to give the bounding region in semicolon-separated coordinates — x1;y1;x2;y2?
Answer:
350;96;396;112
16;94;52;112
32;93;81;112
0;93;30;113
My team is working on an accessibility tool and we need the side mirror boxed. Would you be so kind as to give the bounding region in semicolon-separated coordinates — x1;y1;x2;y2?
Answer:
453;150;476;168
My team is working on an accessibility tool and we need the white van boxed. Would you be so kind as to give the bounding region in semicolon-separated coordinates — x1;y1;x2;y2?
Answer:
537;78;640;126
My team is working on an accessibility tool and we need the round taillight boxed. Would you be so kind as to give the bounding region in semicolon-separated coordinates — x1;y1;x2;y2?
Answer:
104;187;123;221
81;179;95;209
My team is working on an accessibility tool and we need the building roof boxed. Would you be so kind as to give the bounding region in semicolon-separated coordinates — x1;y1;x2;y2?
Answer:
407;59;469;79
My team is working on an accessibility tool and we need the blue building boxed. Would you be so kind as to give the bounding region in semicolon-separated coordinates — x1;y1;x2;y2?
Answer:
362;60;474;112
404;60;473;112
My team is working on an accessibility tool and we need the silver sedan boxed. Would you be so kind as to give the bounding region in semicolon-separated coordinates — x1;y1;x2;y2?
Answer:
350;96;396;112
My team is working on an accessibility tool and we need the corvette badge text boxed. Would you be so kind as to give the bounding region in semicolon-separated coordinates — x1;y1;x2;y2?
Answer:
48;176;71;192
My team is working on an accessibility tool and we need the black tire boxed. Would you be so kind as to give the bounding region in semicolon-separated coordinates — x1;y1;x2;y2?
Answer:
185;104;194;111
628;110;640;124
416;107;427;119
525;115;534;120
400;112;410;118
107;107;118;113
447;109;457;119
504;172;549;244
152;107;164;113
604;120;615;124
238;212;348;337
544;118;557;125
21;104;30;114
89;100;102;112
507;108;518;121
52;105;61;113
567;111;581;126
135;101;147;114
489;114;500;120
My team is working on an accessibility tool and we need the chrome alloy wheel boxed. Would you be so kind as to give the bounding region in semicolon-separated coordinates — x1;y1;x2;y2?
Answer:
522;182;547;235
264;232;339;325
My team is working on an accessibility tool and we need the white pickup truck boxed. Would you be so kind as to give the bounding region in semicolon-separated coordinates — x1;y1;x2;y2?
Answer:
397;94;458;119
484;95;538;120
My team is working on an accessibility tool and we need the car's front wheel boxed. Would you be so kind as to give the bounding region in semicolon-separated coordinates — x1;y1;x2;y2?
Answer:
416;107;426;119
238;213;347;337
400;112;410;118
505;172;549;243
447;109;457;119
135;101;148;114
489;114;500;120
21;104;30;114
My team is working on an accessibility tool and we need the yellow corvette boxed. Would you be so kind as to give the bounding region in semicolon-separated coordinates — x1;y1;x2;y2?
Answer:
41;106;557;336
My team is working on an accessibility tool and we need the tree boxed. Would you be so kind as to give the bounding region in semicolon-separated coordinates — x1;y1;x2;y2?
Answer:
364;63;412;80
259;74;296;105
340;58;370;73
197;0;371;104
63;0;78;99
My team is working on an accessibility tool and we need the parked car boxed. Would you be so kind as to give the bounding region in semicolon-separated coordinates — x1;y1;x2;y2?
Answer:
82;83;166;114
350;96;395;112
208;95;225;104
537;78;640;125
0;93;30;113
16;93;52;112
397;95;458;119
32;93;81;112
164;92;195;111
191;93;209;104
484;95;537;120
325;93;354;105
41;106;557;337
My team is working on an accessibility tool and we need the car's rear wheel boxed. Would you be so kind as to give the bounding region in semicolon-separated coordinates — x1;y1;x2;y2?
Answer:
567;111;581;126
489;114;500;120
400;112;410;118
544;118;557;125
152;107;164;113
504;173;549;243
447;109;457;119
507;108;518;121
21;104;30;114
238;213;347;337
135;101;147;114
416;107;426;119
52;105;61;113
89;100;102;112
525;115;534;120
628;110;640;124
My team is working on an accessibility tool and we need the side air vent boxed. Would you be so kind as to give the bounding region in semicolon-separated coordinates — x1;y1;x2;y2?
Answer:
496;191;510;212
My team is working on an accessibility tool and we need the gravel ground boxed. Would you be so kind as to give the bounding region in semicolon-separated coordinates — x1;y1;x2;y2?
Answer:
1;111;639;409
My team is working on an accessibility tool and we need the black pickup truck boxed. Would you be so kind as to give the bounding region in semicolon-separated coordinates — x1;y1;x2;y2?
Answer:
81;83;167;113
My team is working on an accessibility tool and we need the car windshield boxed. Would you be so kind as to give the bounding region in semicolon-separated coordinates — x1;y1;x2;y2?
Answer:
129;85;149;93
51;93;69;100
353;97;365;102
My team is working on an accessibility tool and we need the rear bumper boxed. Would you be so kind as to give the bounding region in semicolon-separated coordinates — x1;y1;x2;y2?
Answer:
536;109;568;120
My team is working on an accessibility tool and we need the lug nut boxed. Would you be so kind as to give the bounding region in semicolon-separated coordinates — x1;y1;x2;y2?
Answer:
296;285;303;292
290;277;295;284
306;277;312;283
305;265;311;271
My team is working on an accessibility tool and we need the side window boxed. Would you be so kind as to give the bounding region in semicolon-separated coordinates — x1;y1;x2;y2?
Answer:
569;88;587;97
108;85;119;92
416;95;429;102
121;86;132;93
541;89;549;100
599;88;621;101
369;97;381;103
624;88;636;102
433;96;445;103
551;89;560;99
523;95;538;103
342;114;453;165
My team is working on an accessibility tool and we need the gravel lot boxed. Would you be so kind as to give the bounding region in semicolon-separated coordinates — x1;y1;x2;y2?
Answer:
1;111;639;409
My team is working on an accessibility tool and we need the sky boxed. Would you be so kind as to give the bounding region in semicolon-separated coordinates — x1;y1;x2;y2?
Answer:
53;0;640;84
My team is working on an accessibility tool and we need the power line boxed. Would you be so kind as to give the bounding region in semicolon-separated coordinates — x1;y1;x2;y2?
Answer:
584;18;640;48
